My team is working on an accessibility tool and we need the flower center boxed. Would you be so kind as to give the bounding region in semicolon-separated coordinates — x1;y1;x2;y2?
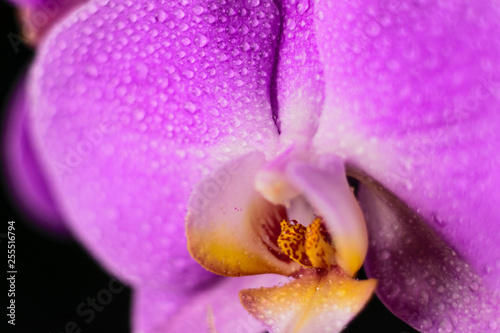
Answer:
277;217;336;269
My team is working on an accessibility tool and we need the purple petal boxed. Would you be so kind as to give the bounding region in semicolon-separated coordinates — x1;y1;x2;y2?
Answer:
134;275;290;333
358;182;500;332
313;0;500;290
29;0;281;289
2;76;66;234
311;0;500;329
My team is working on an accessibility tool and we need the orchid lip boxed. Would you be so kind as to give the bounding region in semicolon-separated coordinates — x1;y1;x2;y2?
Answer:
185;150;377;332
255;155;369;277
186;152;369;279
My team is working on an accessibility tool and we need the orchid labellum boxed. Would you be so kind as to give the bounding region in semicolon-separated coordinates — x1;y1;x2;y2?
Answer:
4;0;500;332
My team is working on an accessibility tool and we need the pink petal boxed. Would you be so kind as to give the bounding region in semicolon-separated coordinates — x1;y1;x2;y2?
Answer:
311;0;500;328
29;0;281;289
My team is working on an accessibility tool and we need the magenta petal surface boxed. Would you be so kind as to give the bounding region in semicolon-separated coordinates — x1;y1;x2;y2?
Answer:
134;275;289;333
29;0;280;289
313;0;500;290
3;77;65;233
359;184;500;332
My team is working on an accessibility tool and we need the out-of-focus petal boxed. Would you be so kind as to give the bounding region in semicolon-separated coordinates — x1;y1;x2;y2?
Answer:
358;181;500;333
134;274;290;333
2;76;65;234
17;0;88;45
29;0;281;289
313;0;500;290
273;0;324;146
286;157;368;277
187;152;299;277
240;269;376;333
7;0;44;7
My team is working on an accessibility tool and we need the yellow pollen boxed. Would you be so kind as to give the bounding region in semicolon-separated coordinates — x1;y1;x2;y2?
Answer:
277;217;336;269
305;217;337;269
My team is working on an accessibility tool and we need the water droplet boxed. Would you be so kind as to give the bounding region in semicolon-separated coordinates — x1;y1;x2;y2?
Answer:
208;107;220;117
86;65;98;77
432;214;447;228
135;63;149;79
195;33;208;47
405;277;415;286
208;127;220;138
240;24;249;35
249;0;260;7
175;9;185;19
469;282;479;291
420;318;432;330
129;13;138;23
96;53;109;63
437;318;453;333
365;20;381;37
296;0;309;14
336;289;346;297
418;290;429;305
134;109;146;121
388;284;400;298
264;319;274;325
241;42;251;51
157;9;167;22
184;101;197;113
193;4;205;15
218;96;229;107
183;70;194;78
380;249;391;260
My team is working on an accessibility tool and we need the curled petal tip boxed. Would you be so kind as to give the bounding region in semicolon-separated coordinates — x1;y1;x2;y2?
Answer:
286;159;368;276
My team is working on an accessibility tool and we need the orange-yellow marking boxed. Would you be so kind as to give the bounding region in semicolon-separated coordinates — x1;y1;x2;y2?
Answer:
277;220;311;267
277;217;336;269
305;217;336;269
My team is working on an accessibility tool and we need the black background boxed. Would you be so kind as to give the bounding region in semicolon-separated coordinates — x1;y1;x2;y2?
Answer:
0;2;417;332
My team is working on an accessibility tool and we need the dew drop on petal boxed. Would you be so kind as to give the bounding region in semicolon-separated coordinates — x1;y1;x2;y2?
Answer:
437;318;453;333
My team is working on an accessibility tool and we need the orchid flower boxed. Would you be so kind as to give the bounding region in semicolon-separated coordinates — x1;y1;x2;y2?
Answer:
4;0;500;332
